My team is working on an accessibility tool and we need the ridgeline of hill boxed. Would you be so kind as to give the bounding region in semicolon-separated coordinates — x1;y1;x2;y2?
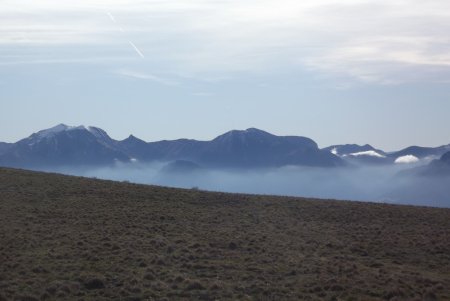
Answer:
0;168;449;301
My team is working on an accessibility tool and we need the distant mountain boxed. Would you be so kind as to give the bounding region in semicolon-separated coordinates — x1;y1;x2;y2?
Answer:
323;144;391;165
197;128;342;168
117;134;153;160
121;128;343;168
388;145;450;160
3;124;449;170
141;139;208;163
0;124;130;168
325;143;450;166
0;142;12;155
0;125;343;169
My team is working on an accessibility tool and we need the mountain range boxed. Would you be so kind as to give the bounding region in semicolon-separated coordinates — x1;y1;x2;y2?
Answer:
0;124;340;169
0;124;449;171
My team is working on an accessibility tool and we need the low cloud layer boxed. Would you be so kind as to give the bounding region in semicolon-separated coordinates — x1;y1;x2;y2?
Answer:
395;155;419;164
52;162;450;208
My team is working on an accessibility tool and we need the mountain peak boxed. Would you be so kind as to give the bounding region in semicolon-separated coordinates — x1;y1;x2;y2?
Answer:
42;123;71;133
23;124;116;145
33;124;85;139
86;126;110;141
245;127;265;133
214;128;273;140
123;134;145;143
53;123;70;130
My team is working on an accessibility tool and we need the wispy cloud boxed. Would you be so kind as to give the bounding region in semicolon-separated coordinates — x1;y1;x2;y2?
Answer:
115;69;178;86
1;0;450;84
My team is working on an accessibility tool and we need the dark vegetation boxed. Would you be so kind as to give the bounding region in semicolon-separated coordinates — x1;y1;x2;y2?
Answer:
0;168;449;300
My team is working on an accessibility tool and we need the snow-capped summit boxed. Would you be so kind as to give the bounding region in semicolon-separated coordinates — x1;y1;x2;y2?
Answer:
33;124;84;140
27;124;115;145
323;144;385;157
346;150;386;158
86;126;111;141
0;124;130;168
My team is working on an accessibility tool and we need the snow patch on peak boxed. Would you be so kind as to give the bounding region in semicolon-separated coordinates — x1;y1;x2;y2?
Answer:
28;124;112;144
35;124;84;139
331;147;338;155
87;126;110;140
347;150;386;158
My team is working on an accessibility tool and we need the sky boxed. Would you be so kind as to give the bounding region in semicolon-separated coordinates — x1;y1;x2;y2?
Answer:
1;0;450;151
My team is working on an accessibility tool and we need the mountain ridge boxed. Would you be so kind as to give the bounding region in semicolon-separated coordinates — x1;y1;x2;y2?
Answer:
1;124;449;170
0;125;342;169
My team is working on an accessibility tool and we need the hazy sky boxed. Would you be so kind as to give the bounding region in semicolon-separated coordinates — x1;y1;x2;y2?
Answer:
1;0;450;150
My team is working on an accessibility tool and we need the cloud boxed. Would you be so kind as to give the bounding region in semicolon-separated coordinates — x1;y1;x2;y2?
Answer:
395;155;419;164
346;150;386;158
2;0;450;83
115;69;178;86
55;162;450;207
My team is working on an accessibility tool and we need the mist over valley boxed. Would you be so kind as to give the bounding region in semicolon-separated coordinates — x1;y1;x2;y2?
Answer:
2;124;449;207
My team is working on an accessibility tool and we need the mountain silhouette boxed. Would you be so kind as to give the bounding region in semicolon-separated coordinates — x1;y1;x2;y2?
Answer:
0;125;343;169
388;145;450;160
0;124;129;168
323;144;391;165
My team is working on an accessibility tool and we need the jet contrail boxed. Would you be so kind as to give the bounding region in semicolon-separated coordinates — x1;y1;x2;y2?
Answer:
129;41;145;58
106;12;116;23
105;12;145;59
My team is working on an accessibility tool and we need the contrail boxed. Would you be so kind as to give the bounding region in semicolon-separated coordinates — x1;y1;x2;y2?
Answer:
106;12;116;23
129;41;145;58
106;12;144;59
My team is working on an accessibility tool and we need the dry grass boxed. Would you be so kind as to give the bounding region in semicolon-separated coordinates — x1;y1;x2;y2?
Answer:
0;167;449;300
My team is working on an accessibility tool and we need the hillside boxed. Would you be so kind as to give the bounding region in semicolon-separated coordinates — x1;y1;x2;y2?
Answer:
0;168;449;300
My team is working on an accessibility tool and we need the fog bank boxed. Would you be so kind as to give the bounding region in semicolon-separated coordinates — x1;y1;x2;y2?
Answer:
52;162;450;208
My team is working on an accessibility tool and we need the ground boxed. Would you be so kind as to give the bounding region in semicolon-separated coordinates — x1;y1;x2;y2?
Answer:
0;167;449;300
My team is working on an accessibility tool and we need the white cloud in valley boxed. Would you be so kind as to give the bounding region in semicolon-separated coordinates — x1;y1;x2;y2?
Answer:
395;155;420;164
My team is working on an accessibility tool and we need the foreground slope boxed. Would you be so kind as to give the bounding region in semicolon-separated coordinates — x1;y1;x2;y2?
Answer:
0;168;449;301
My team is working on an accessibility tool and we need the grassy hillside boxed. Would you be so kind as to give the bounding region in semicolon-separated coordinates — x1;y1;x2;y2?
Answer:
0;168;449;300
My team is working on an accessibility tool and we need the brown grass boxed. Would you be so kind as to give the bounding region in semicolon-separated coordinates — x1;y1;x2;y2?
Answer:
0;167;449;300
